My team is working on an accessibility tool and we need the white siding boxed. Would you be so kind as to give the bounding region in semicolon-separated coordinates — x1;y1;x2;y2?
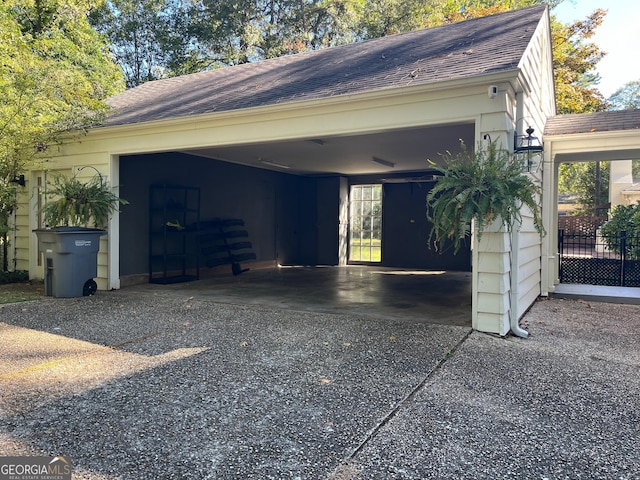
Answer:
510;9;554;327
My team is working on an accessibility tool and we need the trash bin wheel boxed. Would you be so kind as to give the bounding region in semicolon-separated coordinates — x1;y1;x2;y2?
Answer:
83;279;97;296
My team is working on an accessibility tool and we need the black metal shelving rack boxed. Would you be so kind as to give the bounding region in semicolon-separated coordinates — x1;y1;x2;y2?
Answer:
148;184;200;284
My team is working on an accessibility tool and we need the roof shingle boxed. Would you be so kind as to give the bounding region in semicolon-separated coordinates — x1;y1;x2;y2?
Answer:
106;5;547;127
544;110;640;136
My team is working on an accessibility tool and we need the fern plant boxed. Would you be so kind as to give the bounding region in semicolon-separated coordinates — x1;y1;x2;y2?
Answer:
426;142;544;253
42;174;128;229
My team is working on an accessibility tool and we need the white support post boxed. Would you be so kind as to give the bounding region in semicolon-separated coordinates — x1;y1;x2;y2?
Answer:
108;156;121;290
472;219;512;336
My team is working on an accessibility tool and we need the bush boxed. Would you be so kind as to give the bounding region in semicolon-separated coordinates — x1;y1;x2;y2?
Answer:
0;270;29;284
600;202;640;259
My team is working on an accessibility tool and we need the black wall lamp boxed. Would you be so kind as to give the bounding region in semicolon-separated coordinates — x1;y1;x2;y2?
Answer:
9;174;25;187
514;126;543;172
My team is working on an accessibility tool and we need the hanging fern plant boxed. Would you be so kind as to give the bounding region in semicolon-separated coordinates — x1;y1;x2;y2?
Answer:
426;142;544;253
42;173;128;229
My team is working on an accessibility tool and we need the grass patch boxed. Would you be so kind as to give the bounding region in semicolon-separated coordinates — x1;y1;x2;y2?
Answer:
349;245;382;262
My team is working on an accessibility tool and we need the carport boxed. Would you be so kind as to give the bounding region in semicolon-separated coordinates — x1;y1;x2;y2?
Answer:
24;5;555;336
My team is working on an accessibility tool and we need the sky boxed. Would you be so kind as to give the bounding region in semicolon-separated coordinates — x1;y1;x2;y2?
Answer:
552;0;640;98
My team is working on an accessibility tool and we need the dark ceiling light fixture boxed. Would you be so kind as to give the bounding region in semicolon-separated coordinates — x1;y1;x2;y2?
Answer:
514;126;543;173
260;158;291;169
371;156;395;168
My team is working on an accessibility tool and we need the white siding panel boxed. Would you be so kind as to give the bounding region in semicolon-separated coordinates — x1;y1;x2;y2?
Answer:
476;311;510;336
477;252;510;273
477;292;510;314
477;272;510;294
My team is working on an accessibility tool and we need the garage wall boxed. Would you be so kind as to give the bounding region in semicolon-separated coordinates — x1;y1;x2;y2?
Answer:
347;175;472;271
381;182;471;270
119;152;344;277
274;175;343;266
119;152;299;276
120;152;471;279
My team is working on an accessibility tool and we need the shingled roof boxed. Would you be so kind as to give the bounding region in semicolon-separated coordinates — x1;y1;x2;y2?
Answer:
105;5;547;127
544;110;640;136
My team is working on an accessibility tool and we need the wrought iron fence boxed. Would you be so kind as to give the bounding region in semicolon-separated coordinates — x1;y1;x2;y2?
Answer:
559;229;640;287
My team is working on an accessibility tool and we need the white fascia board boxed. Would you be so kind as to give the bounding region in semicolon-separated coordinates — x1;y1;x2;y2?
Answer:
547;130;640;160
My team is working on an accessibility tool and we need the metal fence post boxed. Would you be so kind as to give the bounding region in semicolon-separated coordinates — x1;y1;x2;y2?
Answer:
558;229;564;281
620;230;627;287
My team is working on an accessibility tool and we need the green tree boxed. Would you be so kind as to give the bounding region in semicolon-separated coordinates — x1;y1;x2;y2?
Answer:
0;0;124;269
89;0;202;87
599;201;640;259
608;80;640;111
558;161;610;216
551;9;607;114
193;0;366;64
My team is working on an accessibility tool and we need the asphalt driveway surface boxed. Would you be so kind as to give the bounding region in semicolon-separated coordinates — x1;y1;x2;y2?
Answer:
1;290;639;479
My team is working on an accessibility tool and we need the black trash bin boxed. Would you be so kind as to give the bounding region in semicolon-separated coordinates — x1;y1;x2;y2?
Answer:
34;227;106;297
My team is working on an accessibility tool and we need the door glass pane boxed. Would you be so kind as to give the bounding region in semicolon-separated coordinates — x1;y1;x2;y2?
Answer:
349;184;382;262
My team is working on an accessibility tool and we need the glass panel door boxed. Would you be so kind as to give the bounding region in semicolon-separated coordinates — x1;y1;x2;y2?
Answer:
349;184;382;262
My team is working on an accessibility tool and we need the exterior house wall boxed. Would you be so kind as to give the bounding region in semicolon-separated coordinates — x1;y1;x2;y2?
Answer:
26;160;113;289
472;11;554;335
12;187;31;272
610;160;634;207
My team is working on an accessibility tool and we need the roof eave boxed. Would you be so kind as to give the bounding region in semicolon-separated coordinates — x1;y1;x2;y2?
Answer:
97;69;522;136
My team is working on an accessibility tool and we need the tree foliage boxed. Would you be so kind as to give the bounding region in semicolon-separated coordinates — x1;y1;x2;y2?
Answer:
89;0;201;87
551;9;607;114
600;201;640;260
608;80;640;111
558;161;610;216
0;0;125;243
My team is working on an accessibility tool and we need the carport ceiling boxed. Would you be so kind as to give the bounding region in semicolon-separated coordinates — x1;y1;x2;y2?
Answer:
180;123;475;176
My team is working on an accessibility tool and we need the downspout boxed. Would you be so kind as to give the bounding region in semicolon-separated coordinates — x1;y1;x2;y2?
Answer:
510;89;529;338
510;222;529;338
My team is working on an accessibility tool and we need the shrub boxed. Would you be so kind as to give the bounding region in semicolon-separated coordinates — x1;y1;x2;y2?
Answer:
0;270;29;284
600;201;640;259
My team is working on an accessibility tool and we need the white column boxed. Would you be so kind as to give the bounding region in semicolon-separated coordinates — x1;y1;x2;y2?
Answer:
610;160;634;207
108;155;121;290
472;219;511;336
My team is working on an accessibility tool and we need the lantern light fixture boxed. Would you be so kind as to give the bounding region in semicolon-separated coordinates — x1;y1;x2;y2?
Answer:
514;126;543;173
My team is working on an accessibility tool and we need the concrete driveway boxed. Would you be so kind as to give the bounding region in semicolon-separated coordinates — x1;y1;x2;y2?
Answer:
0;286;638;479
